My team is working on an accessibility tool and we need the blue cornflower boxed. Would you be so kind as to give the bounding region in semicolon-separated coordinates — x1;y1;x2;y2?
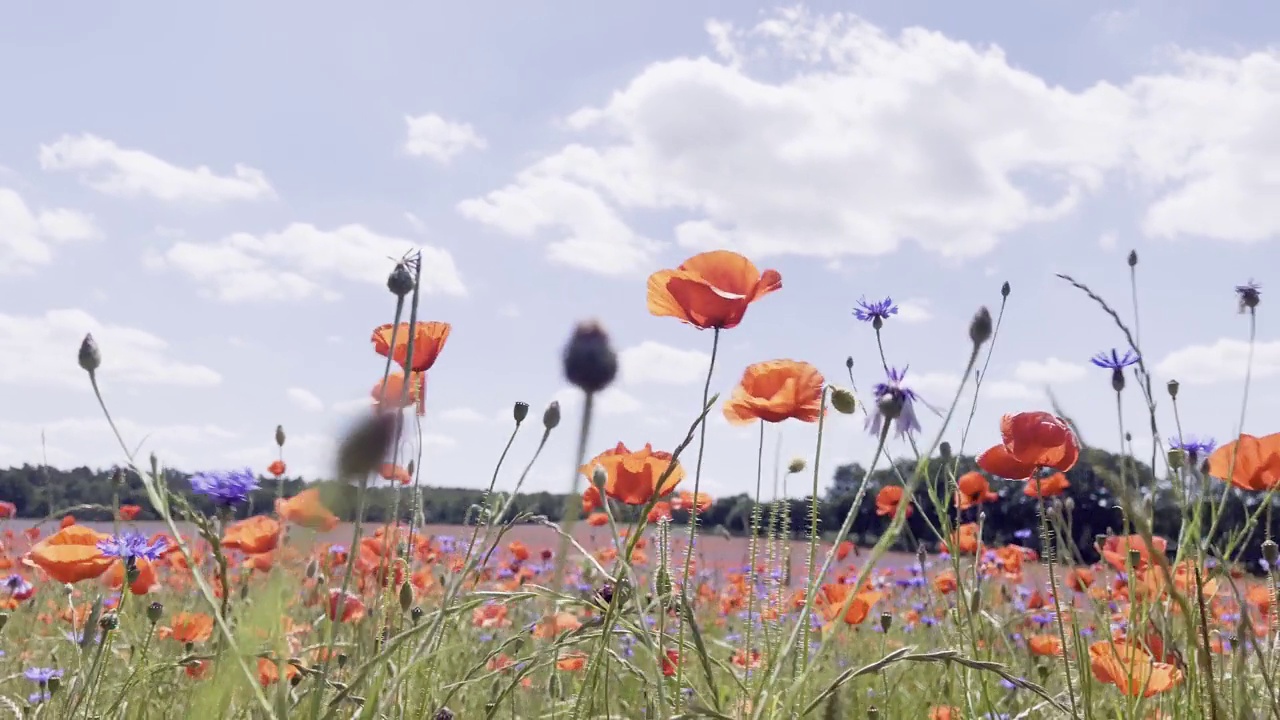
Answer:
1090;349;1140;370
23;667;62;684
4;574;31;596
853;296;899;327
1170;436;1216;464
866;367;922;438
1236;279;1260;313
96;531;167;561
189;468;259;506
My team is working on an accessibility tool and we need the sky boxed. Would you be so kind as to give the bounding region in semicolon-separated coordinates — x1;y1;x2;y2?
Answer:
1;1;1277;501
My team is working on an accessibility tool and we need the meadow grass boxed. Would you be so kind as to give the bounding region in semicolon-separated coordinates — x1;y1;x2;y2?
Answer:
4;250;1276;719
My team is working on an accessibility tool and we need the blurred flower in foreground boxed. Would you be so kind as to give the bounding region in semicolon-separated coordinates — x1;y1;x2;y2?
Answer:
866;367;921;438
190;469;259;506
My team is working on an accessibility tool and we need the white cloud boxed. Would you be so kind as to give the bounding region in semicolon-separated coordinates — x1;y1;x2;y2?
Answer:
149;222;466;302
1013;357;1089;385
0;417;237;471
0;188;99;274
1098;231;1118;251
908;370;1039;404
286;387;325;413
39;133;274;203
439;407;489;423
0;309;221;390
404;114;487;164
620;341;712;386
460;9;1280;273
1156;339;1280;384
896;299;933;323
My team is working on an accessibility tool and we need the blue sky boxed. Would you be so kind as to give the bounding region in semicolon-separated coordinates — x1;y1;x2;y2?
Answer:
1;2;1276;500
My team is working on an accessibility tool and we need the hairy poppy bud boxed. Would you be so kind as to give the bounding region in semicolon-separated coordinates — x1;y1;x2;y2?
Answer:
562;320;618;394
787;457;806;474
513;401;529;423
147;601;163;624
592;465;607;489
969;307;993;348
916;545;927;564
1168;448;1185;470
542;401;561;430
387;262;415;297
398;581;413;612
831;387;856;415
78;333;101;373
879;612;892;632
336;412;399;481
275;425;286;447
304;558;318;579
1127;249;1138;267
1000;281;1010;298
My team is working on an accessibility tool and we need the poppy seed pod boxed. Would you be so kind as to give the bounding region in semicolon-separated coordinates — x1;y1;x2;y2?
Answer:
1128;249;1138;267
1166;379;1179;399
830;387;856;415
147;601;163;624
513;401;529;423
879;611;892;632
1001;281;1011;298
969;306;993;347
411;606;424;624
542;401;561;430
78;333;101;373
336;412;399;481
562;320;618;394
845;356;854;371
275;425;286;448
387;262;415;297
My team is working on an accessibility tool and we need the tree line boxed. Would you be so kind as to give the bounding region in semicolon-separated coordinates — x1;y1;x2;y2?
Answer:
0;446;1274;568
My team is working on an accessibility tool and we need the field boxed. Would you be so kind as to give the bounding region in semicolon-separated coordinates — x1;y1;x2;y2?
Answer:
5;250;1275;720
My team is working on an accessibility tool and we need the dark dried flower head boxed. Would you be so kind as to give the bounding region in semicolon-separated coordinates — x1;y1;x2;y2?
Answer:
845;356;854;371
1000;281;1010;298
563;320;618;394
387;262;415;297
146;601;163;624
78;333;101;373
1237;280;1260;313
1127;249;1138;267
968;306;993;347
1166;379;1179;399
543;401;561;430
336;412;399;480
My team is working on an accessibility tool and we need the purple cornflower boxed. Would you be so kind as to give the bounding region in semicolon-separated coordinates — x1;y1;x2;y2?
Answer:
23;667;62;684
865;367;922;438
97;531;167;561
1236;280;1260;313
3;574;31;596
189;468;259;506
1170;436;1216;464
1090;349;1140;370
853;297;899;327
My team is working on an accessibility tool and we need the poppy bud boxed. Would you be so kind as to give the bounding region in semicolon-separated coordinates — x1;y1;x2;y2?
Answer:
411;606;424;624
0;613;8;632
1263;540;1279;567
1000;281;1010;298
1063;497;1075;513
542;401;561;430
399;581;413;612
879;611;892;632
830;387;856;415
787;458;806;474
968;588;981;614
78;333;101;373
968;306;993;348
275;425;286;447
513;401;529;423
1168;448;1185;470
1127;249;1138;267
336;412;399;481
1166;380;1179;399
562;320;618;394
434;708;456;720
406;460;416;479
147;601;163;624
303;558;318;579
655;566;673;601
939;442;952;461
845;356;854;372
46;676;60;694
387;262;415;297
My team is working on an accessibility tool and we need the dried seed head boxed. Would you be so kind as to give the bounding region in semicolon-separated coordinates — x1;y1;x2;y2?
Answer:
830;387;856;415
1166;379;1179;399
542;401;561;430
1127;249;1138;267
513;401;529;423
562;320;618;394
1000;281;1011;298
787;457;807;474
387;262;415;297
275;424;286;447
99;614;119;631
78;333;101;373
336;412;399;481
845;356;854;371
968;306;993;348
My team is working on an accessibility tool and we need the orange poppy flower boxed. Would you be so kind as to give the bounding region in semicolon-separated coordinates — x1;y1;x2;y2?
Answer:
646;250;782;330
371;371;424;411
556;652;587;672
1024;471;1070;498
267;460;286;477
933;571;958;594
586;512;609;527
955;472;998;511
1028;634;1063;656
327;589;366;623
27;525;114;583
508;541;530;562
168;612;214;644
221;516;281;555
257;657;300;687
945;523;981;555
722;360;824;425
978;412;1079;479
1066;567;1095;592
836;541;854;561
379;463;412;485
104;557;158;595
672;491;713;514
1206;433;1280;492
275;489;340;532
581;442;684;506
875;486;912;517
816;584;883;625
647;502;672;523
1099;534;1167;573
60;515;76;529
371;321;451;373
118;505;141;521
582;486;603;514
1088;640;1182;697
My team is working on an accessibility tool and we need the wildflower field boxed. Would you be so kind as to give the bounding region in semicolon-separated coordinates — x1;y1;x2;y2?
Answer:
3;249;1277;720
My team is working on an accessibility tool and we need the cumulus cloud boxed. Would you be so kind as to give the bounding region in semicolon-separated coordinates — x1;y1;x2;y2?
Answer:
149;223;466;302
619;341;712;385
460;8;1280;274
0;188;99;274
404;113;487;164
286;387;325;413
1013;357;1089;385
1156;339;1280;384
39;133;274;203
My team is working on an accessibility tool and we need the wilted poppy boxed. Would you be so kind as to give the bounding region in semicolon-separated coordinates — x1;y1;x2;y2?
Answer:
1206;433;1280;492
722;360;824;425
371;321;451;372
646;251;781;330
276;489;340;532
978;412;1079;479
27;525;114;583
581;443;684;506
